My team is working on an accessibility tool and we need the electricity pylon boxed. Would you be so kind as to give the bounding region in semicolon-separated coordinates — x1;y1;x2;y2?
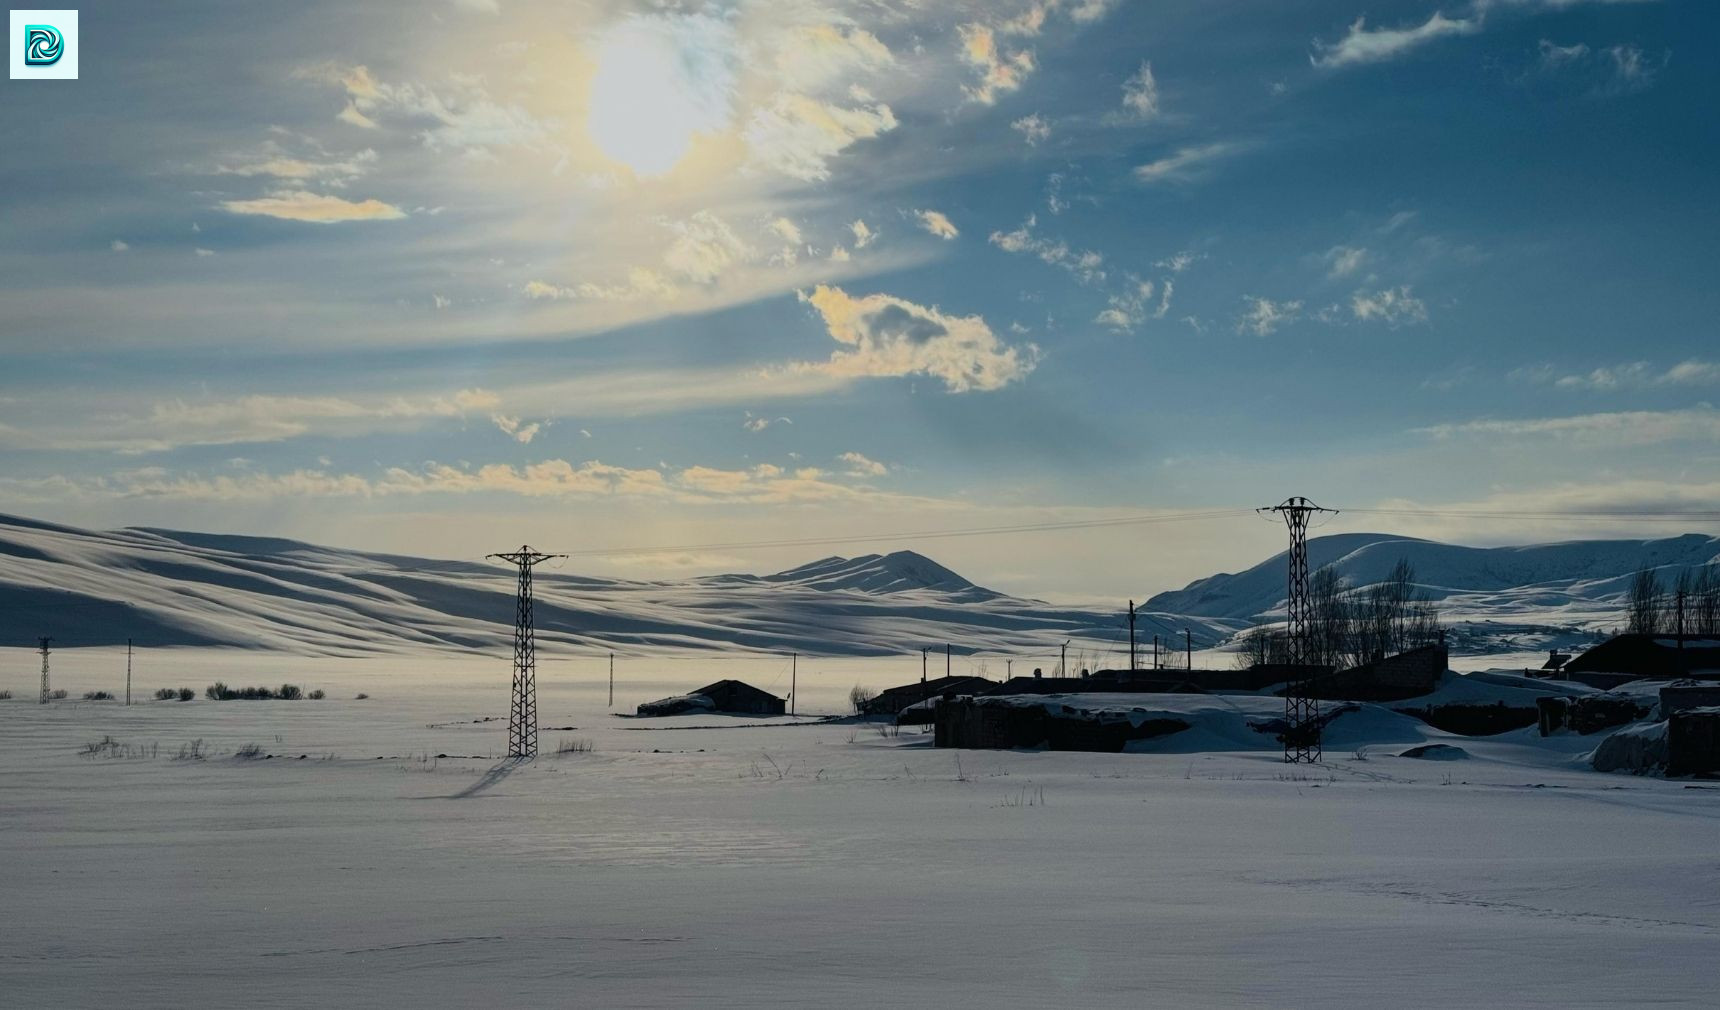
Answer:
1258;497;1337;763
487;546;565;758
38;637;52;704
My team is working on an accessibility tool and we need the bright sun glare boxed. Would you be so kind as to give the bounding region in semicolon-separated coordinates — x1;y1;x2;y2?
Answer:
587;17;731;177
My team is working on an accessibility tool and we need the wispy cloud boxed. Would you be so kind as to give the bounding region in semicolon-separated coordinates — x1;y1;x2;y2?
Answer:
1011;113;1051;146
913;209;959;240
1522;359;1720;390
988;215;1105;285
796;285;1038;393
220;190;406;223
1312;12;1480;69
1350;286;1428;326
1119;61;1160;119
1418;406;1720;446
1236;296;1302;336
1133;142;1236;184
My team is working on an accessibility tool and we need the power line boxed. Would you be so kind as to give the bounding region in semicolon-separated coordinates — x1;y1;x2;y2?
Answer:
547;509;1257;559
1343;507;1720;523
497;505;1718;565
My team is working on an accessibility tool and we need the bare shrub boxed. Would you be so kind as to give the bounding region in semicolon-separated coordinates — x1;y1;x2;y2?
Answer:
0;690;13;700
234;742;264;759
307;689;326;700
153;687;178;701
554;737;593;756
84;690;115;701
174;739;205;761
49;689;68;700
848;684;875;714
177;687;194;702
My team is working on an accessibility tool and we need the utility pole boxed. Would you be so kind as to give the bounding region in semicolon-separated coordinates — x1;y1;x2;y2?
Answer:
1128;601;1137;672
608;652;614;708
791;652;797;717
1153;634;1160;670
1259;497;1339;763
1185;628;1192;671
1676;589;1687;648
1060;640;1068;677
921;647;927;683
126;638;133;706
38;637;52;704
1006;659;1012;680
486;546;565;759
945;643;951;679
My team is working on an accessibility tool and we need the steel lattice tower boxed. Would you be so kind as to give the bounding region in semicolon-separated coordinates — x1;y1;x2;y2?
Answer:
38;637;52;704
1258;497;1337;763
487;546;564;758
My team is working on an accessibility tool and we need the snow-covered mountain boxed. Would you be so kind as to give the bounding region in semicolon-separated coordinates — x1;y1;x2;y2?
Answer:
1146;531;1720;633
0;514;1203;657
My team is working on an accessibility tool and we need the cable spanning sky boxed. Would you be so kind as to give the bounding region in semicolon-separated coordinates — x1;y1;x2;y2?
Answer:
1;0;1715;599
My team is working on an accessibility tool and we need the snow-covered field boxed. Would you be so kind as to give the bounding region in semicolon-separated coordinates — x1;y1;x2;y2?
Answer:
5;649;1718;1008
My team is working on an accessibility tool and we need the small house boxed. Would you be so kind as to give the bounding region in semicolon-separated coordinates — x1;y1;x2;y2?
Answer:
637;679;786;717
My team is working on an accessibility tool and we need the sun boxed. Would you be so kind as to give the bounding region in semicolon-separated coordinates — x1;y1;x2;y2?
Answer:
586;16;733;178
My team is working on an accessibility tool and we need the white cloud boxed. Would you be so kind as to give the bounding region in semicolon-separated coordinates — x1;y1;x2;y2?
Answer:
1312;13;1479;69
837;451;888;477
1012;114;1051;145
663;211;755;284
796;285;1038;393
305;63;551;153
1539;360;1720;390
1237;296;1302;336
1418;407;1720;447
1094;276;1156;333
0;389;501;454
216;143;378;185
914;209;959;240
491;414;542;443
194;247;216;257
1133;142;1236;184
7;455;937;508
1120;61;1160;119
109;239;129;253
1324;245;1367;279
742;413;791;432
1350;286;1428;326
745;93;898;181
769;24;894;92
1156;251;1199;273
849;219;876;249
957;23;1036;105
220;190;406;223
988;215;1105;284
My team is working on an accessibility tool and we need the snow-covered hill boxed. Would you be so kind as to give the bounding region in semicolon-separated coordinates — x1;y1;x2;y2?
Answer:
0;514;1205;657
1145;531;1720;638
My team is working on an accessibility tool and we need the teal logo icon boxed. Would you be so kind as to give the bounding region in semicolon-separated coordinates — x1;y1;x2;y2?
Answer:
25;24;63;65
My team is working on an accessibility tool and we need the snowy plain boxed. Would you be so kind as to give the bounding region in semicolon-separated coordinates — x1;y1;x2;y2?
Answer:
4;648;1718;1008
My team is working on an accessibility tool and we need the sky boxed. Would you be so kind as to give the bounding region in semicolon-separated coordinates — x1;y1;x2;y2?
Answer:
1;0;1716;602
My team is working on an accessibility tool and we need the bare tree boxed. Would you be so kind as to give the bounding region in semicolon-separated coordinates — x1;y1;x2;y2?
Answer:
1234;625;1288;669
1626;566;1664;634
1695;565;1720;635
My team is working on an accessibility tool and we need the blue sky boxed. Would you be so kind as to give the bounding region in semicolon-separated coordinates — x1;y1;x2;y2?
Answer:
1;0;1715;600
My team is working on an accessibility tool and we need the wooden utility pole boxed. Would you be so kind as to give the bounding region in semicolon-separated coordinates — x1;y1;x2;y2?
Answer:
1060;640;1067;677
126;638;133;706
791;652;797;716
608;652;614;708
945;643;951;679
1185;629;1192;671
1128;601;1137;671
